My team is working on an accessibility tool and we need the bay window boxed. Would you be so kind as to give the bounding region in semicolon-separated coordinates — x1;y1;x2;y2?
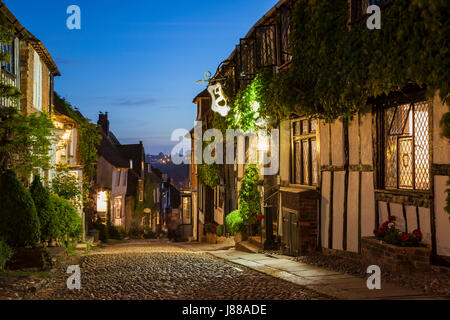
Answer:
291;119;318;186
384;100;430;191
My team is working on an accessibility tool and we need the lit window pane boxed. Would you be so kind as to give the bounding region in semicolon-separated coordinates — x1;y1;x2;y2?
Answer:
389;103;411;136
398;138;413;189
311;139;318;185
310;120;317;133
302;140;309;184
302;120;309;134
295;141;301;184
414;103;430;190
293;121;300;136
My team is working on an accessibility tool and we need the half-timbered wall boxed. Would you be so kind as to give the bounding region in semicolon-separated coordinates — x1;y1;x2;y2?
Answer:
319;95;450;258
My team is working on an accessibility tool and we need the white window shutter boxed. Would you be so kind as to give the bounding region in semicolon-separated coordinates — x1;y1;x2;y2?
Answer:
33;51;43;111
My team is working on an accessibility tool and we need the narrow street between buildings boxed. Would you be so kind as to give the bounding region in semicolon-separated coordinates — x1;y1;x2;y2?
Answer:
14;240;329;300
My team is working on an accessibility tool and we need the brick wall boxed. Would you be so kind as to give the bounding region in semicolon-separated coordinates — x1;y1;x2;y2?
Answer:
19;41;51;114
281;189;319;255
361;237;431;273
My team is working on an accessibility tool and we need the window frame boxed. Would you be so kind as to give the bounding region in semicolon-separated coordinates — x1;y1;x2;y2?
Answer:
1;41;15;74
380;98;432;192
290;118;318;187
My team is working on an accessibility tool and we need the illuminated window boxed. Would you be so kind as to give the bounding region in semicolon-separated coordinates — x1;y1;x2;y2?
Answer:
97;191;107;212
291;119;318;186
384;101;430;190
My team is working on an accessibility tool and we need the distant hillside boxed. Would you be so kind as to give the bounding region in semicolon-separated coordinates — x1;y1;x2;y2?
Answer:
151;162;189;185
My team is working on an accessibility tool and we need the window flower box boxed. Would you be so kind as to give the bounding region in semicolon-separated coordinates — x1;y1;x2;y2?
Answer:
361;237;431;273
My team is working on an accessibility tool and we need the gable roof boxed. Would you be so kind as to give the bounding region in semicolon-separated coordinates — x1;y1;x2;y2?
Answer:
0;1;61;76
97;136;130;169
119;143;144;176
192;88;209;103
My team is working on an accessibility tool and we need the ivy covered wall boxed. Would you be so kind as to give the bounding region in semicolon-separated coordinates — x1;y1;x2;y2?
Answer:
268;0;448;122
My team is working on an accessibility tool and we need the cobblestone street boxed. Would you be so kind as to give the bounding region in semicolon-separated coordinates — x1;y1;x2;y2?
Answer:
20;240;328;300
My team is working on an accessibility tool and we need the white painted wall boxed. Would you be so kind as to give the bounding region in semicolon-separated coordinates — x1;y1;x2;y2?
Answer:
347;171;359;252
332;171;345;250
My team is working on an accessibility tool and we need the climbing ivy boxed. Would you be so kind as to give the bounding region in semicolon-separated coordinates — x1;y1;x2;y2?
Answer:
267;0;449;122
198;162;220;189
227;69;274;132
239;165;261;224
53;92;102;179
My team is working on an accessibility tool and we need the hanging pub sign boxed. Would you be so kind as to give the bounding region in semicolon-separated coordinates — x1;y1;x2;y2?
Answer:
207;82;231;117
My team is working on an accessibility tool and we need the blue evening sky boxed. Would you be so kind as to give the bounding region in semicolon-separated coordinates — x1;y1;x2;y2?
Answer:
5;0;276;154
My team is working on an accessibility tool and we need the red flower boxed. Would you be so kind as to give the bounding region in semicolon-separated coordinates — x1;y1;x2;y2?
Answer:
381;222;389;229
388;216;396;222
401;234;410;242
377;227;385;235
413;229;422;239
256;215;262;221
211;225;217;233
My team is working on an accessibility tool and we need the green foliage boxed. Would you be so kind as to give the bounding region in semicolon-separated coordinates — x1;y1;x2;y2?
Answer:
239;165;261;223
0;26;21;105
0;239;13;270
204;222;217;234
0;29;50;177
134;180;157;216
30;176;61;241
51;165;82;208
0;107;54;178
53;92;101;179
109;225;127;240
197;134;221;189
198;163;220;188
374;217;423;247
0;170;40;247
216;224;223;237
227;69;274;132
268;0;449;122
225;210;245;233
50;194;82;239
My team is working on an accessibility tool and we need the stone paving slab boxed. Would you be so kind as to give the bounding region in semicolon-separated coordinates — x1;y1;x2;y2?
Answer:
210;249;438;300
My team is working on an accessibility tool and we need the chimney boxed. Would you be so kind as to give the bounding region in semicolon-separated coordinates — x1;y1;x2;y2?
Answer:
98;112;110;135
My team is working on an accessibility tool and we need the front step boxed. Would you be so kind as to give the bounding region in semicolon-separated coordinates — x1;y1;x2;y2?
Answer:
235;241;261;254
248;236;262;248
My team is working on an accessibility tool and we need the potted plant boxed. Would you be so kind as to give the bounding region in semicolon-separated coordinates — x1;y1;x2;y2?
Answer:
204;222;218;244
361;216;430;272
373;216;423;247
226;210;247;243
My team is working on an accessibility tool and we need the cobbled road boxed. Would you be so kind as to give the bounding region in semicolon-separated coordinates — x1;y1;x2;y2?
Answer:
27;240;328;300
